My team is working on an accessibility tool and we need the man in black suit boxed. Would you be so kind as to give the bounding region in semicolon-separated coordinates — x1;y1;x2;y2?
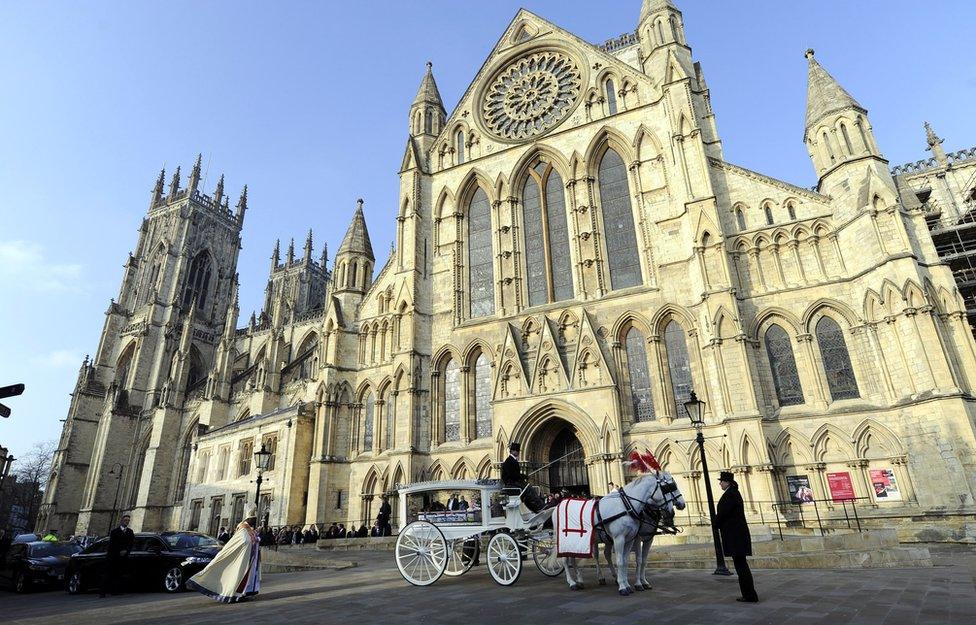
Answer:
101;513;134;597
500;442;543;512
715;471;759;603
377;496;392;534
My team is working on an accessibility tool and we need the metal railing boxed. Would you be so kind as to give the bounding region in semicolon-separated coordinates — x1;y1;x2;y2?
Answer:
677;496;872;540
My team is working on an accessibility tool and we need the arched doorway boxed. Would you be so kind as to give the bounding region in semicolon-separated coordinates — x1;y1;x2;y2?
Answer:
525;417;590;497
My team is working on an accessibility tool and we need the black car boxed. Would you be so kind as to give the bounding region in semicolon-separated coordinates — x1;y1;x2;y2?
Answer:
65;531;220;595
0;541;82;592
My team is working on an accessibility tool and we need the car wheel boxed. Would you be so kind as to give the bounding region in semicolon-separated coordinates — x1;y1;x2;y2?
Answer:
67;571;84;595
14;572;31;593
162;566;184;593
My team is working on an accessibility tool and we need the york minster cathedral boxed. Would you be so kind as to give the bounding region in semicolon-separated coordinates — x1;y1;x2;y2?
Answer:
40;0;976;541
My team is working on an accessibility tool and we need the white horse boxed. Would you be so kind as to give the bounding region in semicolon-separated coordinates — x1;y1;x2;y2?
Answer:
595;505;677;590
555;471;685;595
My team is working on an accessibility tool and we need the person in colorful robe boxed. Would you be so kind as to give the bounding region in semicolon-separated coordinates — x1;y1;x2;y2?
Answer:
186;504;261;603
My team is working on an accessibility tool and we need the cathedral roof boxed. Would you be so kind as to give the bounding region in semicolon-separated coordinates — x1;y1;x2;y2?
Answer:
804;49;864;130
337;200;374;261
412;61;445;113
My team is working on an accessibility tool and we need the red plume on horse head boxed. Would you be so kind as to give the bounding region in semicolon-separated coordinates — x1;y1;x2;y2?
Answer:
641;449;662;473
627;450;649;473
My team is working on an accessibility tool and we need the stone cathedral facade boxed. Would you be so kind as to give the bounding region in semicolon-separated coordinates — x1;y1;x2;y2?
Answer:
41;1;976;541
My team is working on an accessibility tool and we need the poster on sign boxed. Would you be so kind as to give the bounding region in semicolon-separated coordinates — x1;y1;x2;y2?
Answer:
786;474;815;504
827;471;856;501
869;468;901;501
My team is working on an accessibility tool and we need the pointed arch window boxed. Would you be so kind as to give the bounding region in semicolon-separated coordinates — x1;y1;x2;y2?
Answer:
474;353;493;438
605;79;617;115
522;162;573;306
625;327;655;422
386;391;395;450
734;207;746;230
764;324;804;406
424;108;433;134
468;188;495;318
822;132;835;163
857;118;870;152
787;202;797;221
456;130;465;164
598;149;642;290
840;123;854;155
664;320;693;410
363;391;375;450
443;360;461;441
182;250;213;310
764;205;774;225
815;317;859;400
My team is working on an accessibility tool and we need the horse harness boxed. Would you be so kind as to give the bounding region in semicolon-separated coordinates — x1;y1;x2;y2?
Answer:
594;476;681;536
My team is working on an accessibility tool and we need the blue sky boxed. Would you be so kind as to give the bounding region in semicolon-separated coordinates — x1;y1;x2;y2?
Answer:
1;0;974;460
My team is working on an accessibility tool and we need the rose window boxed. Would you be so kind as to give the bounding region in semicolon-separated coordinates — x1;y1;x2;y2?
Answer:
482;51;582;141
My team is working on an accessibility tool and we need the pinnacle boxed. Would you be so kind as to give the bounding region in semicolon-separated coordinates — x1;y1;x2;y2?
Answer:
804;50;864;130
412;61;444;111
338;199;375;261
640;0;676;21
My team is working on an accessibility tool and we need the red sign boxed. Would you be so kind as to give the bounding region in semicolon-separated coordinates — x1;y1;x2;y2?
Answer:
827;472;856;501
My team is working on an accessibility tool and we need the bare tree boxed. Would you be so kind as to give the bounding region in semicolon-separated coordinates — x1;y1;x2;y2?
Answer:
5;440;56;533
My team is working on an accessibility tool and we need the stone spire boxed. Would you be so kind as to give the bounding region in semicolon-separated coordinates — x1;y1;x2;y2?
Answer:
271;239;280;271
188;153;203;193
640;0;676;21
304;228;313;262
168;166;181;199
409;62;446;138
287;238;295;264
320;241;328;268
803;49;864;131
925;121;949;167
152;167;165;206
235;184;248;222
413;61;444;112
213;174;225;206
337;199;375;261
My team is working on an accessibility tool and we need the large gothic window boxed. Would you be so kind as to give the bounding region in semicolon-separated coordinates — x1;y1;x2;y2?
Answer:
474;354;493;438
443;360;461;441
765;324;804;406
815;317;859;400
598;149;642;290
664;321;693;411
625;327;655;422
363;391;375;450
182;250;213;310
522;162;573;306
468;188;495;318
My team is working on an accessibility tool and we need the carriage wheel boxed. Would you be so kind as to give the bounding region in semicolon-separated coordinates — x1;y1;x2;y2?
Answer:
487;532;522;586
532;533;564;577
395;521;448;586
444;537;480;577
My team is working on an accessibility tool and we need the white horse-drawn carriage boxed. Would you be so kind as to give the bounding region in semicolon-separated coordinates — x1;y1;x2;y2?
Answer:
394;452;686;595
394;479;563;586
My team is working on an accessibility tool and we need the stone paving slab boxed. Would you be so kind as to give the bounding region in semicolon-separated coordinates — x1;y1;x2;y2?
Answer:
5;546;975;625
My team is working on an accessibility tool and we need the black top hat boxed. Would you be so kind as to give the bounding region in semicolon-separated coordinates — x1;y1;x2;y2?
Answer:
718;471;735;483
509;442;521;452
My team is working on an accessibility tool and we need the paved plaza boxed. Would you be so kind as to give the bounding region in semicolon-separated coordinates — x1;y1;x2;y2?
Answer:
5;546;976;625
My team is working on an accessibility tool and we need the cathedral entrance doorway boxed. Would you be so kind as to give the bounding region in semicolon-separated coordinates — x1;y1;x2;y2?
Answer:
525;417;590;497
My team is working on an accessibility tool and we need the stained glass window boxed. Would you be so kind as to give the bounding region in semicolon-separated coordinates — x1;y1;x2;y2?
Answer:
475;354;493;438
598;149;642;290
664;321;693;410
444;360;461;441
522;177;547;307
606;79;617;115
363;391;374;450
815;317;859;400
182;251;213;310
468;189;495;318
765;324;804;406
545;170;573;302
625;327;655;422
386;392;395;450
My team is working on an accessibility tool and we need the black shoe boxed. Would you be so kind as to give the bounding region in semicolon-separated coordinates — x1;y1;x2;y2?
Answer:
736;597;759;603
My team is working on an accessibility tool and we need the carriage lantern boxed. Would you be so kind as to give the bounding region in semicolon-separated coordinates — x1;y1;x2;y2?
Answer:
683;390;732;576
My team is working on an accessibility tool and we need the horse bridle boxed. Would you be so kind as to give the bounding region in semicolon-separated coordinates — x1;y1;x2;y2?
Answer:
597;474;682;533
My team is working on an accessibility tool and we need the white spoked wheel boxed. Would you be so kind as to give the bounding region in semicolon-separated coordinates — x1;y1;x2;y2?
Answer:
487;532;522;586
444;537;480;577
395;521;448;586
532;533;564;577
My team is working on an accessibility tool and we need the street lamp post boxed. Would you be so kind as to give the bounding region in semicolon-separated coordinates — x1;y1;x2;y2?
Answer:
253;444;272;521
684;390;732;576
107;463;125;535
